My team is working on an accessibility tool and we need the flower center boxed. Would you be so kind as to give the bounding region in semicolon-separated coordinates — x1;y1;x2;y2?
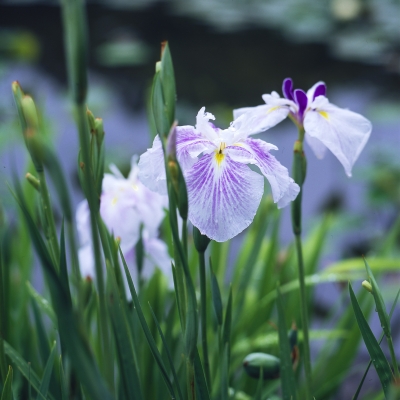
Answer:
215;142;226;166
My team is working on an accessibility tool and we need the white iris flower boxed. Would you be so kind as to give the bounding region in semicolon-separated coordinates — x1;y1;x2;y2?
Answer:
233;78;372;177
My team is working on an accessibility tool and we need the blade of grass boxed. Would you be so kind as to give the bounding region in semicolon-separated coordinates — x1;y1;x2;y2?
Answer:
277;285;297;400
194;349;211;400
149;305;184;400
1;366;13;400
59;357;68;400
106;265;143;400
349;283;393;397
26;282;56;325
37;341;57;400
119;247;176;399
353;288;400;399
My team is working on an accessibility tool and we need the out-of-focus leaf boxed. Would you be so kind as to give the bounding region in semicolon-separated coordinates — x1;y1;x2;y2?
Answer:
37;341;57;400
194;349;211;400
26;282;56;325
222;286;232;362
210;259;223;326
349;283;392;397
1;366;13;400
59;357;68;400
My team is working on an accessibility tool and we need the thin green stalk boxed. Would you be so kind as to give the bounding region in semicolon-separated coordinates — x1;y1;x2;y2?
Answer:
199;251;211;392
387;336;399;379
186;357;195;400
294;234;312;396
291;131;312;398
182;218;188;259
38;171;60;269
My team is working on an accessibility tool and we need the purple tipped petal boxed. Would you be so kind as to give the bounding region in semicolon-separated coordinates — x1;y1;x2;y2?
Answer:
186;152;264;242
312;83;326;100
294;89;308;118
282;78;294;101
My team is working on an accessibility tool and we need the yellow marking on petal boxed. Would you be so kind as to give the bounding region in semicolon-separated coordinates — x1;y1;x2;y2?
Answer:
266;106;280;114
215;141;227;166
215;152;225;166
132;184;139;191
319;111;329;120
112;197;118;205
233;142;243;147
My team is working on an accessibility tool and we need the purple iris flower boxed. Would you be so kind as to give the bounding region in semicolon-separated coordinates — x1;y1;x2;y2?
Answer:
138;107;299;242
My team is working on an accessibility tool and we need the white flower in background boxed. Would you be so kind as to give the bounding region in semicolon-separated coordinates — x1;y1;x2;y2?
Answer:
233;78;372;177
138;108;299;242
76;156;172;290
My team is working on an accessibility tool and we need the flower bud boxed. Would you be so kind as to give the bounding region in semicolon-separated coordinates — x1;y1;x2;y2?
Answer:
193;226;211;253
362;280;373;293
94;118;105;146
25;173;40;192
243;353;280;380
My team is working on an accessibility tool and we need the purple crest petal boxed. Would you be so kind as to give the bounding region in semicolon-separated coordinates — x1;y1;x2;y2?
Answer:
186;152;264;242
282;78;294;101
312;83;326;100
294;89;308;118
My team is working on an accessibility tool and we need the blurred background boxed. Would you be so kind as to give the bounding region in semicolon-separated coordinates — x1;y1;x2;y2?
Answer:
0;0;400;396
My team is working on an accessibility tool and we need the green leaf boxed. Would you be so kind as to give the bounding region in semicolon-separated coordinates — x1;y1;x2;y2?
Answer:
276;285;297;400
26;282;56;325
1;366;13;400
364;258;391;337
106;265;143;400
11;181;114;400
194;349;211;400
151;72;168;137
353;288;400;400
210;259;223;326
119;247;176;398
149;305;184;400
254;368;263;400
31;299;50;367
4;341;53;400
59;357;68;400
222;286;232;361
349;283;393;397
221;344;229;400
37;341;57;400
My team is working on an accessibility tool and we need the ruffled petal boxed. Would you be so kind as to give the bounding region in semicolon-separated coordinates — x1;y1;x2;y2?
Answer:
138;135;167;195
304;97;372;176
196;107;219;142
186;152;264;242
176;125;214;171
241;138;300;207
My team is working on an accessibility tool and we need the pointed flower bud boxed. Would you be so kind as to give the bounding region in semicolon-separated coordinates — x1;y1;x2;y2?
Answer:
362;280;373;293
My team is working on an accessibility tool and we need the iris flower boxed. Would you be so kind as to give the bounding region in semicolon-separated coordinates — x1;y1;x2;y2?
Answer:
233;78;372;177
76;157;172;289
138;108;299;242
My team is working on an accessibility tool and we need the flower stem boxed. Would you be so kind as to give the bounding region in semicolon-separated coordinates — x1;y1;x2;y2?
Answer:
38;170;60;269
387;335;399;379
291;132;312;397
199;251;211;391
294;233;312;396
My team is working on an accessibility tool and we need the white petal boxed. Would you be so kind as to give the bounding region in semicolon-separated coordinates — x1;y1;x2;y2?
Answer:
196;107;219;141
142;237;173;289
176;125;214;171
76;200;91;246
78;244;95;279
186;152;264;242
305;134;327;159
138;135;167;195
241;138;300;206
306;81;326;104
100;192;140;252
232;102;291;138
304;100;372;176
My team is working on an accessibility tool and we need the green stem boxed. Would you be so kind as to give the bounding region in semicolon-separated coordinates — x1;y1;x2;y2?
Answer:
387;335;399;379
182;218;188;260
186;357;196;400
199;251;211;391
294;234;312;397
38;170;60;269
